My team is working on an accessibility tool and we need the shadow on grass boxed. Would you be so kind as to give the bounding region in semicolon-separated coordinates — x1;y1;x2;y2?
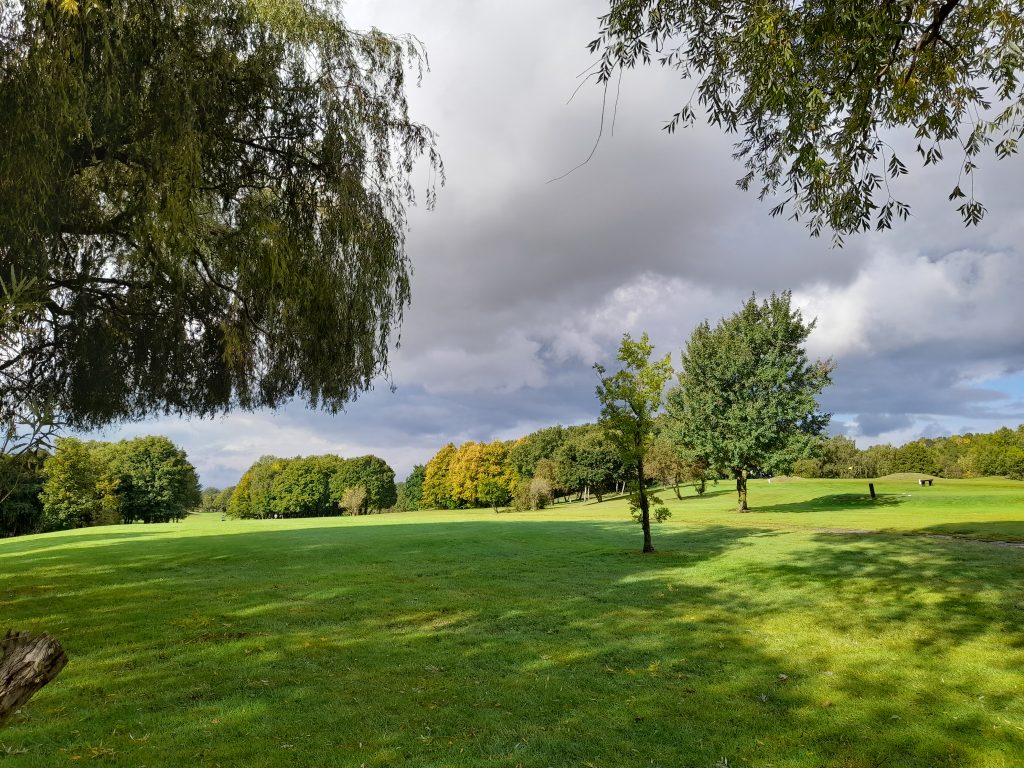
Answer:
753;492;905;514
758;530;1024;650
2;519;1022;767
920;520;1024;542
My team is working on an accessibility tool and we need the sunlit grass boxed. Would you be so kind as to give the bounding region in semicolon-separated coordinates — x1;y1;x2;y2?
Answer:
1;478;1022;767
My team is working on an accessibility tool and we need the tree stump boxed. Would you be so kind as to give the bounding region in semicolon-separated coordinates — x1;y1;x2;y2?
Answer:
0;631;67;724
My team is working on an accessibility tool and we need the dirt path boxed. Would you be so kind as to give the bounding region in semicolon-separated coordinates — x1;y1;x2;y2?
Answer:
806;526;1024;549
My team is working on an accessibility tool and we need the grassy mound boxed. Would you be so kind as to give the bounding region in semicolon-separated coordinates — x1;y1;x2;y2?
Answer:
2;478;1023;767
875;471;937;481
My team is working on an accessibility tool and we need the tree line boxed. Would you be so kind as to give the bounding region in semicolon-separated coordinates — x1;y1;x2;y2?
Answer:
419;420;710;513
0;436;200;537
793;430;1024;480
223;454;398;519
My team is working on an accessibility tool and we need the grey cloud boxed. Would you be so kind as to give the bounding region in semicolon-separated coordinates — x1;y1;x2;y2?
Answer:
851;413;915;438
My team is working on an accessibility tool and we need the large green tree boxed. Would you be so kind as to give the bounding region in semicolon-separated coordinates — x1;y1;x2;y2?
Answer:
0;0;441;438
39;437;101;530
668;292;832;511
422;443;459;509
591;1;1022;239
329;455;397;513
554;426;622;502
271;457;333;518
596;332;674;553
105;436;201;523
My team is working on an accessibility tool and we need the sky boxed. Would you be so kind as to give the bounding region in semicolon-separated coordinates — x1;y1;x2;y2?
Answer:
93;0;1024;488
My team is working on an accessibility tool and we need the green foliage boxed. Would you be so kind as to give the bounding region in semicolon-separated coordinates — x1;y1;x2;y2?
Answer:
228;456;287;519
647;418;710;498
477;477;512;512
512;476;554;511
39;437;102;530
592;0;1024;239
0;451;46;537
105;436;201;524
199;486;234;516
508;426;566;478
893;440;942;476
422;443;459;509
669;292;832;511
229;453;396;518
532;458;563;500
595;333;674;472
554;425;622;501
596;332;674;552
0;0;442;437
271;459;332;518
777;427;1024;481
38;435;198;529
856;444;897;478
329;455;397;514
394;464;426;512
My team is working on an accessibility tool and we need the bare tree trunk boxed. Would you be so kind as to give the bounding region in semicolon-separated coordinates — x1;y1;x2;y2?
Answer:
637;460;654;553
0;631;67;723
735;469;749;512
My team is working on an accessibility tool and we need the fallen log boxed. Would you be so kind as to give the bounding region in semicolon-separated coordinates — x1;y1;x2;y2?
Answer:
0;630;67;724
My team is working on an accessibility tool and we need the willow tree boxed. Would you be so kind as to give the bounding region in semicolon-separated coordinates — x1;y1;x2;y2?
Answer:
668;293;832;512
0;0;442;440
590;1;1024;240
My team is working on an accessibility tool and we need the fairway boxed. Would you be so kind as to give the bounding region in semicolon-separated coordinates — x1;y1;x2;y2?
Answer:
2;478;1023;767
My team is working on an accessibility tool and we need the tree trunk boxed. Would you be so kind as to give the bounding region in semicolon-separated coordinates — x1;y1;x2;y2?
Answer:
637;460;654;553
735;469;749;512
0;631;68;723
672;482;682;500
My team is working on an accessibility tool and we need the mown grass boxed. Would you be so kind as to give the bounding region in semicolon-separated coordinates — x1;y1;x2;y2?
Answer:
1;478;1022;767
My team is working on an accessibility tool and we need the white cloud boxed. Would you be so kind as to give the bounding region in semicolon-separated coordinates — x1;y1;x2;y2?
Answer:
797;248;1024;370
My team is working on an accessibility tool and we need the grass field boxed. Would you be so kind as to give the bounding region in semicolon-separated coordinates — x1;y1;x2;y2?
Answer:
2;477;1023;767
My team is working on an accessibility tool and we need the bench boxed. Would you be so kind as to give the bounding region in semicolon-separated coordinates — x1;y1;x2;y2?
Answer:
917;478;934;486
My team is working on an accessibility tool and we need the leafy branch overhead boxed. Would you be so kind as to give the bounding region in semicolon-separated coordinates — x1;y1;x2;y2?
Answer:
591;0;1024;240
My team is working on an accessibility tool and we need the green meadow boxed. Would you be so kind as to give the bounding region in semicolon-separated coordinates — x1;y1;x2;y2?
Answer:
2;477;1023;767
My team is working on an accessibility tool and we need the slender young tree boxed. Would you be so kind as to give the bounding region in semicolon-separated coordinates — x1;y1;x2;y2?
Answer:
596;332;674;553
668;292;833;511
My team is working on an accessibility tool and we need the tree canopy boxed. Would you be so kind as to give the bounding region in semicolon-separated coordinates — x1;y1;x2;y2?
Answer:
226;453;397;518
591;1;1024;239
38;435;199;529
668;292;832;511
0;0;441;439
